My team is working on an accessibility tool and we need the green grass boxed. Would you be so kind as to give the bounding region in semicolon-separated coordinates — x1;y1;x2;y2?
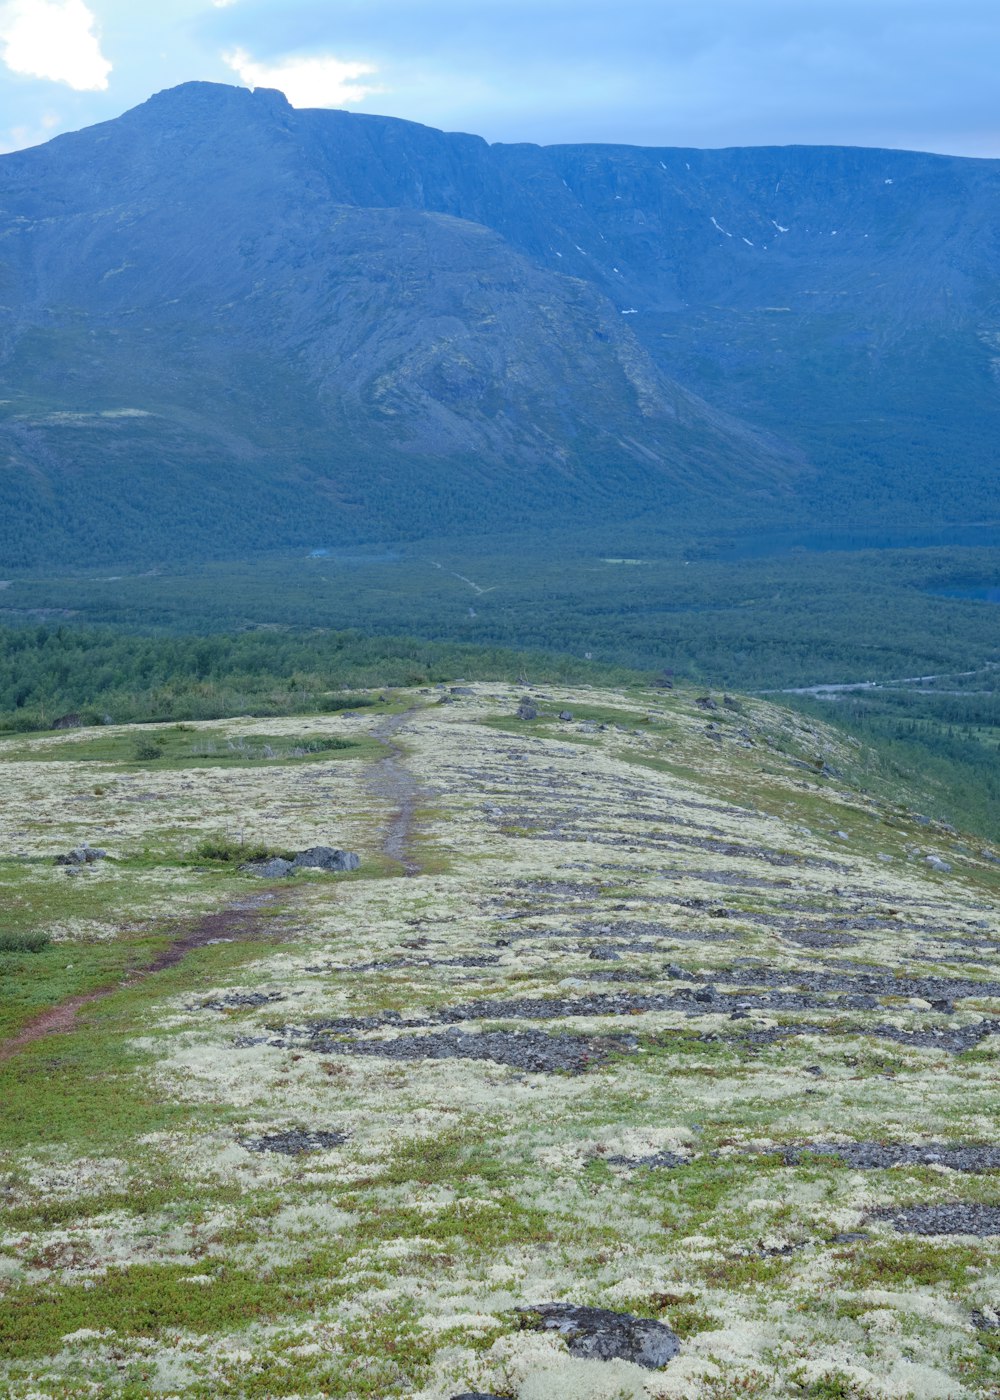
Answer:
1;727;370;768
0;927;296;1152
188;835;295;865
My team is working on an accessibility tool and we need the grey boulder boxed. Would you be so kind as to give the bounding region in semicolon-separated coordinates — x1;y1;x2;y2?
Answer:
242;857;294;878
55;844;107;866
292;847;360;872
241;846;360;877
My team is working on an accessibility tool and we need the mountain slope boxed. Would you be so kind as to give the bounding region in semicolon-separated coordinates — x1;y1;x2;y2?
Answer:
1;82;999;563
0;85;799;565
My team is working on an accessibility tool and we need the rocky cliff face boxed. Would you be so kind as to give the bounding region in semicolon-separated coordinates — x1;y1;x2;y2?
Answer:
0;83;997;562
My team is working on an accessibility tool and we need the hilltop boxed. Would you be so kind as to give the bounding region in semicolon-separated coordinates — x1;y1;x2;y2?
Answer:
1;682;998;1397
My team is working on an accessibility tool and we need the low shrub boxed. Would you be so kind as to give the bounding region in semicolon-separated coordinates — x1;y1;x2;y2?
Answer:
190;835;294;865
0;931;51;954
317;694;375;713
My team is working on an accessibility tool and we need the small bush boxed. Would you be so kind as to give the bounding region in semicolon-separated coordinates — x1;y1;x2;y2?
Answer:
294;737;352;754
190;835;294;865
132;739;161;761
0;931;51;954
317;694;375;713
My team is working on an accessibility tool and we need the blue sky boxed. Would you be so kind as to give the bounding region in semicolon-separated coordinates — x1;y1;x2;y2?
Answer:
1;0;998;157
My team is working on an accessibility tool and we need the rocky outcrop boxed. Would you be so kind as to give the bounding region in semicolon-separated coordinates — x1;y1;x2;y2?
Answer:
518;1304;680;1368
54;844;106;866
241;846;360;877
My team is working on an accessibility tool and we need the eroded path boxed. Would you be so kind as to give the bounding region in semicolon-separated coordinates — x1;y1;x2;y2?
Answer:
0;892;283;1062
368;709;425;876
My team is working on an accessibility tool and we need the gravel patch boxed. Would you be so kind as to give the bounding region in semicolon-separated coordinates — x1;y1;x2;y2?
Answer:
240;1129;348;1156
310;1027;636;1074
701;1021;999;1053
780;1143;1000;1172
605;1150;689;1170
197;991;286;1011
874;1204;1000;1236
671;962;1000;1002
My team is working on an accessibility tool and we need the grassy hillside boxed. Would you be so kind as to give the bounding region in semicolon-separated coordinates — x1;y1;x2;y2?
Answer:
0;684;998;1397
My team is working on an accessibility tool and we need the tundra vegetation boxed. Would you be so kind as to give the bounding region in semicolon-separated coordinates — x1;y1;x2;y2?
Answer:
0;682;998;1398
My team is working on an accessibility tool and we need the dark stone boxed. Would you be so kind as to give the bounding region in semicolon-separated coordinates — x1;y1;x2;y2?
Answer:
517;697;539;721
241;857;294;878
291;846;361;873
450;686;474;695
558;710;574;721
519;1304;680;1369
54;843;107;865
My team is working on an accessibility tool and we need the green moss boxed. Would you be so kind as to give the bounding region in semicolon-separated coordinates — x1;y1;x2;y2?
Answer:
841;1238;982;1290
0;1257;351;1359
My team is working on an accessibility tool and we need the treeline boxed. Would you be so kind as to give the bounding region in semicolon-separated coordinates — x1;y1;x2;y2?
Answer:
789;690;1000;838
0;625;637;731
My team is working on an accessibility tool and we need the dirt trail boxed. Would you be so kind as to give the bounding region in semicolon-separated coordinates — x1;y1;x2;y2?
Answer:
1;712;425;1060
0;893;283;1063
369;711;425;877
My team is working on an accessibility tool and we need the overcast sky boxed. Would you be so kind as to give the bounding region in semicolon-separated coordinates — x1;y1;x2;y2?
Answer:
0;0;998;157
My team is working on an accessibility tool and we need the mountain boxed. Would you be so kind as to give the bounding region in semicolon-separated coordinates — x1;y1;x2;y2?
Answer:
0;81;998;564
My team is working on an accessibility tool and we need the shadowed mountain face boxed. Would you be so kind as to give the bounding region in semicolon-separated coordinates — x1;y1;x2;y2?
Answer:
0;81;997;564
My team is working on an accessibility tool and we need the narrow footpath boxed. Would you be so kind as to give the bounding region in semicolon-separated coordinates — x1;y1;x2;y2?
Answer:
368;710;425;877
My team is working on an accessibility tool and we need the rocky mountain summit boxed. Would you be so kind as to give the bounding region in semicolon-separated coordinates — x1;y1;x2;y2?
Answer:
1;83;998;561
0;682;998;1395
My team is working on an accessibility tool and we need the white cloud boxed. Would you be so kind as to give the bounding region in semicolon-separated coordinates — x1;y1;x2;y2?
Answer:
222;46;382;108
0;0;111;91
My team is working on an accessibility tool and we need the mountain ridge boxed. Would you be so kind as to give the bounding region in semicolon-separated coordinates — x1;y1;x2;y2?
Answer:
0;82;997;564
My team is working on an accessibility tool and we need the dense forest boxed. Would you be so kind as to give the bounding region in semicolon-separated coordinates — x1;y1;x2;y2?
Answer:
0;625;636;731
2;518;996;835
